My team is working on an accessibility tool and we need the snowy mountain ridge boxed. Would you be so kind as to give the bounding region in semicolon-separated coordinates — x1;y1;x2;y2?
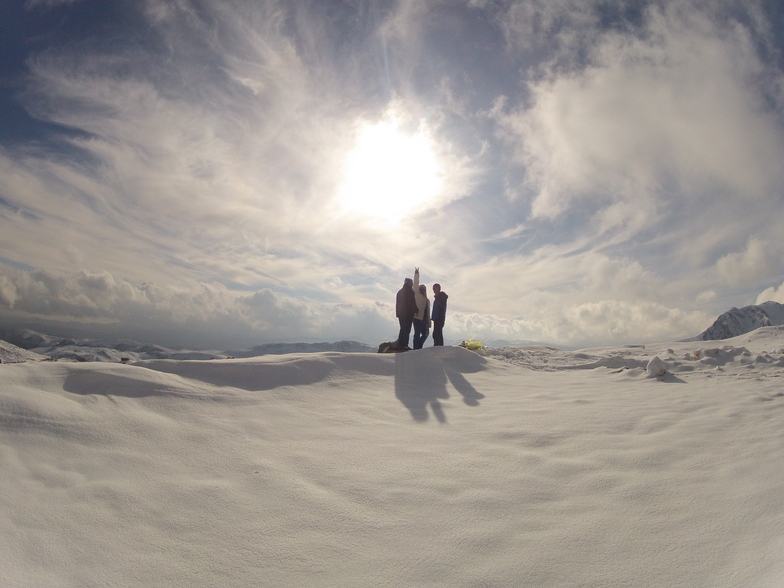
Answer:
689;301;784;341
0;339;49;363
0;328;376;363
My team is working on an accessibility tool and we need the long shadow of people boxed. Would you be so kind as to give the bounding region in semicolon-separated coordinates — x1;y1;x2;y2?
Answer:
394;347;485;422
443;365;485;406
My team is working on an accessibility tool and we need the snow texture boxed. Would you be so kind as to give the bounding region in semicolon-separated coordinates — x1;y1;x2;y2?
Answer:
3;326;784;586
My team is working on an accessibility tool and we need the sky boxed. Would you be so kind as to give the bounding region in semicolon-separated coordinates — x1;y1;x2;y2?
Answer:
2;0;784;349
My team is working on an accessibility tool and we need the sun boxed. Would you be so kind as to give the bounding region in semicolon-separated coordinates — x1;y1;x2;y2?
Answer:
336;120;443;223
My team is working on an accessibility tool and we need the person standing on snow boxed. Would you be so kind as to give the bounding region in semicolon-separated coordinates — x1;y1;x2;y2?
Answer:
396;275;418;350
431;282;448;346
412;268;431;350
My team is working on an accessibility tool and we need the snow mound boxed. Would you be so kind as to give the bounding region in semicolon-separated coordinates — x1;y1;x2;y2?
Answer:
646;356;668;377
136;345;488;392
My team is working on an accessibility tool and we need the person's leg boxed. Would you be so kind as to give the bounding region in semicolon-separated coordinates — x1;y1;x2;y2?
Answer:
412;319;423;349
400;317;413;349
433;320;444;346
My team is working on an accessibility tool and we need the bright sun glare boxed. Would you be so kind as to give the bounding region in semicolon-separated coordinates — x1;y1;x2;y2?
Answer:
337;121;443;223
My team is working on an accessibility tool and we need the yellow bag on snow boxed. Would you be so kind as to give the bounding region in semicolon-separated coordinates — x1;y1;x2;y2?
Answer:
460;339;483;350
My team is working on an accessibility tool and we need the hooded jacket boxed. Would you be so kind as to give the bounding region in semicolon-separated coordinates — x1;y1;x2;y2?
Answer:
396;281;418;320
432;290;448;323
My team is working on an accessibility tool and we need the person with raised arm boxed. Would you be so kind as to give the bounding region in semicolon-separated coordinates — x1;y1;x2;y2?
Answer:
412;268;431;349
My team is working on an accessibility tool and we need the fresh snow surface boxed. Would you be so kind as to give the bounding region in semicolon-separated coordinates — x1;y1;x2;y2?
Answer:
3;327;784;587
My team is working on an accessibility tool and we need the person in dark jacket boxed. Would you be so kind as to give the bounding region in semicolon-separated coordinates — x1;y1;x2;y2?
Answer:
431;282;448;346
396;276;418;349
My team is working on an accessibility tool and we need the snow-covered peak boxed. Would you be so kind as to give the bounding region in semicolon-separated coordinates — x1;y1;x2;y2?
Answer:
759;300;784;325
690;301;784;341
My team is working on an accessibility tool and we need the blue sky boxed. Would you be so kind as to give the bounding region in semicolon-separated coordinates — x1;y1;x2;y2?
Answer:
2;0;784;349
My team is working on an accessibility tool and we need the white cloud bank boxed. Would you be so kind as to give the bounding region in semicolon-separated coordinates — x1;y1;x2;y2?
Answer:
0;262;713;348
0;264;395;348
757;281;784;305
717;237;783;287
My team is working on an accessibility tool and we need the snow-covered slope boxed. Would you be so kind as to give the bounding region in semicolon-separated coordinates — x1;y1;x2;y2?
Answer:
690;301;784;341
0;339;48;363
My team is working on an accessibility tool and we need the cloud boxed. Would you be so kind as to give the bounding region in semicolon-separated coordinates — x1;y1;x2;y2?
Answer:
447;247;664;316
24;0;85;8
0;274;17;308
448;298;710;348
716;237;782;287
497;2;784;221
0;263;396;347
499;0;603;59
5;15;320;271
757;281;784;305
0;259;712;349
421;245;714;346
7;0;478;291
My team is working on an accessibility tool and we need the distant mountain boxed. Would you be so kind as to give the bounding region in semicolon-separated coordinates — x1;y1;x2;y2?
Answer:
225;341;376;358
0;339;49;364
690;301;784;341
0;328;376;362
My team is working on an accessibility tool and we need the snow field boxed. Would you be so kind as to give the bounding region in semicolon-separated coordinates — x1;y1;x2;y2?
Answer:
2;331;784;587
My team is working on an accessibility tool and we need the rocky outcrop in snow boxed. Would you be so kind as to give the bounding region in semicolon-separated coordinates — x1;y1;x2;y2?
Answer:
691;301;784;341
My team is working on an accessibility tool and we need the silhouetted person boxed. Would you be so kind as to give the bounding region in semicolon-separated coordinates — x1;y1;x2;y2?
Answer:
413;268;431;349
396;276;418;350
431;282;448;346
